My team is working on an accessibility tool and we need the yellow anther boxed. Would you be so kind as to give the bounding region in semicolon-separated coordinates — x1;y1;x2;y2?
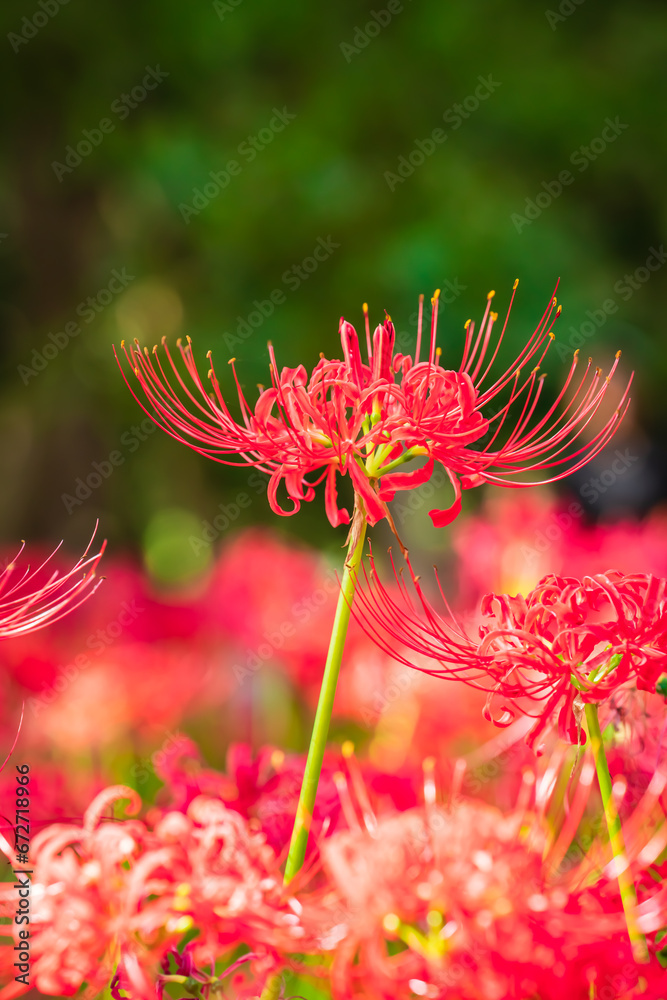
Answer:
161;336;167;345
556;305;562;316
206;350;212;359
490;312;498;322
120;339;125;348
435;346;442;358
176;883;191;896
616;349;622;359
341;740;354;758
362;302;368;314
419;293;424;302
176;337;183;347
433;288;441;300
487;290;495;300
386;314;392;322
171;915;194;933
228;357;236;364
549;331;555;340
464;319;471;329
513;278;519;290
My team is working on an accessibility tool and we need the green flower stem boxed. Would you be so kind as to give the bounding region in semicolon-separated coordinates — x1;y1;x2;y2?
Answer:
584;702;649;964
259;974;282;1000
283;514;368;884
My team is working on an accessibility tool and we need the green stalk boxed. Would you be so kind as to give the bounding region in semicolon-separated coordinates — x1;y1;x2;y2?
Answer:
584;702;649;964
258;974;282;1000
283;514;367;883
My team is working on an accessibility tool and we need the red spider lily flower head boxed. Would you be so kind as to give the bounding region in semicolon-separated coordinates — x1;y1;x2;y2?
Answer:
115;282;631;529
0;526;105;640
299;749;667;999
305;793;665;1000
355;554;667;750
0;785;310;1000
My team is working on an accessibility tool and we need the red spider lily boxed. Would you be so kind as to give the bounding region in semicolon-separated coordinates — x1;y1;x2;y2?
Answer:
303;792;667;1000
0;527;104;640
114;283;631;529
355;556;667;749
0;785;311;1000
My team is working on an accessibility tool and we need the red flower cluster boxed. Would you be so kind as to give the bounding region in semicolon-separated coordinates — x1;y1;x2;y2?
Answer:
0;786;309;1000
356;560;667;749
2;741;667;1000
306;797;666;1000
116;285;630;528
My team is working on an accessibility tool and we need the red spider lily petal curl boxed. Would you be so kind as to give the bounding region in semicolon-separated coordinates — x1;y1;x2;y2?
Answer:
0;526;105;639
354;551;667;749
114;281;631;530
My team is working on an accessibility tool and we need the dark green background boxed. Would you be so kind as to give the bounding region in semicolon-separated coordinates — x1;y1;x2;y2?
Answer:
1;0;665;572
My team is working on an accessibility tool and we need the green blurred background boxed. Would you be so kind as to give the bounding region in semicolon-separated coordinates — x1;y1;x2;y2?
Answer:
0;0;665;569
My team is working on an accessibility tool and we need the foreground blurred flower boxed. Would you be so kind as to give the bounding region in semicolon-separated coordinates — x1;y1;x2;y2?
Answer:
305;792;666;1000
0;785;308;1000
0;527;104;639
115;284;630;530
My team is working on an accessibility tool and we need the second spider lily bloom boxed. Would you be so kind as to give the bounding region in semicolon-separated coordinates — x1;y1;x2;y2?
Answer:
0;527;104;640
355;557;667;750
114;283;631;530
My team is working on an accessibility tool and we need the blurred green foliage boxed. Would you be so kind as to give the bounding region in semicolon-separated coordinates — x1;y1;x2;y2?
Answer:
0;0;665;557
